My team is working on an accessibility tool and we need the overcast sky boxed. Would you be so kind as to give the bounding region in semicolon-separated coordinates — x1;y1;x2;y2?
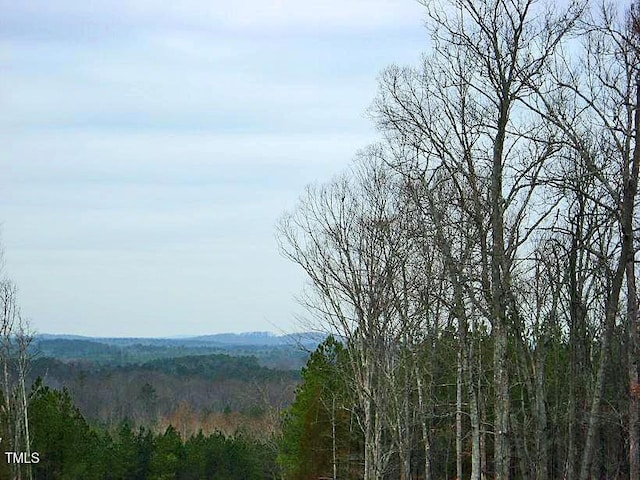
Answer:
1;0;427;337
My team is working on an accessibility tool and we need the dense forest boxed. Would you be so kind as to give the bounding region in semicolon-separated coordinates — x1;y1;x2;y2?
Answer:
32;336;314;370
28;354;299;438
0;331;301;479
276;0;640;479
4;381;280;479
1;0;640;479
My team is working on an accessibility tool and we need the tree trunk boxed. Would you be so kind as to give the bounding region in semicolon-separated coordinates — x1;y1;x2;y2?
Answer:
457;348;463;480
480;339;488;480
332;395;337;480
535;346;548;480
491;90;511;480
580;74;640;480
628;261;639;480
415;371;432;480
468;364;481;480
493;322;510;480
628;67;640;480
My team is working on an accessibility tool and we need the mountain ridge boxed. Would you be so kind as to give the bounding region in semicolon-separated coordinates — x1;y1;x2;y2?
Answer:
36;331;326;347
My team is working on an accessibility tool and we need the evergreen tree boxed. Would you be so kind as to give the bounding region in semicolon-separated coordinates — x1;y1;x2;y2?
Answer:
279;336;358;479
29;379;104;479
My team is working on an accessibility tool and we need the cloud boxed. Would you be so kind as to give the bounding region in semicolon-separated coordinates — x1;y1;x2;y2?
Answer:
1;1;425;42
2;23;423;134
1;129;370;335
0;1;427;336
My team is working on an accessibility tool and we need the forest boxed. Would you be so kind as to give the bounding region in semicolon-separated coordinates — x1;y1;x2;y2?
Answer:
1;0;640;479
31;335;315;370
275;0;640;479
0;329;301;479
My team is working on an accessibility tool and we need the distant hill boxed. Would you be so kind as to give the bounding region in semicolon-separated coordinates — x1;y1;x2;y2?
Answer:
186;331;326;347
37;331;325;348
32;331;327;370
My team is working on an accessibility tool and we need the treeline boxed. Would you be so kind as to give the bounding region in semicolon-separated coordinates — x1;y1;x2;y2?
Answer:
32;338;311;370
277;1;640;479
137;353;299;382
0;380;279;480
31;353;299;384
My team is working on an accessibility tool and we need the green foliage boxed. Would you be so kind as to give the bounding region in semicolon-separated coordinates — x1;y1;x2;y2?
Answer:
138;354;298;382
107;421;153;480
31;353;299;384
29;379;105;479
176;431;277;480
279;336;358;480
149;426;183;480
32;338;312;370
27;378;279;479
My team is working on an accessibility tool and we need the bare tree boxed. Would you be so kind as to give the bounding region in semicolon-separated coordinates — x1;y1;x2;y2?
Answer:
0;279;35;480
278;156;416;479
277;1;640;477
522;2;640;477
371;2;583;478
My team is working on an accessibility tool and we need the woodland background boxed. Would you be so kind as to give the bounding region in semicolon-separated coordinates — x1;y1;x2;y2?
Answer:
1;0;640;479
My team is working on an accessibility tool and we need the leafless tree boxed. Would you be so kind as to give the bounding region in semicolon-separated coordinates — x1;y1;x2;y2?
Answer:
277;1;640;477
278;153;449;479
0;279;34;480
522;2;640;477
371;1;584;477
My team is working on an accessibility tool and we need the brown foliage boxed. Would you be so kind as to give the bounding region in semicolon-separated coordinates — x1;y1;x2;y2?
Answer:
631;381;640;399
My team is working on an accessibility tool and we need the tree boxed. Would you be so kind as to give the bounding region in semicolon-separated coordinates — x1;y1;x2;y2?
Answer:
278;155;440;479
372;1;583;477
149;425;183;480
29;381;104;480
279;336;357;480
0;278;35;480
280;0;640;477
522;2;640;476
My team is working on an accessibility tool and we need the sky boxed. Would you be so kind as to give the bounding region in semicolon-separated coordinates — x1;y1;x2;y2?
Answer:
0;0;427;337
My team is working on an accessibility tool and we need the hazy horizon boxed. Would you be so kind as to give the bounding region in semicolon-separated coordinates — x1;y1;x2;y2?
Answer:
36;329;320;338
1;1;427;337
